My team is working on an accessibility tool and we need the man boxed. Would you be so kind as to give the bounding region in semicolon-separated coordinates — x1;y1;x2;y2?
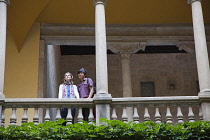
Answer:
77;68;94;122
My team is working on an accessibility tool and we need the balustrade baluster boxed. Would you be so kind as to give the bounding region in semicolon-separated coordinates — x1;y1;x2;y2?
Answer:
21;108;28;124
155;106;161;124
133;107;139;123
199;106;203;121
188;104;195;122
88;108;94;124
111;108;117;120
122;107;128;123
166;106;172;123
10;108;17;125
33;108;39;125
66;108;72;125
44;108;50;122
55;108;61;121
1;108;5;127
144;106;150;121
77;108;83;123
177;106;184;124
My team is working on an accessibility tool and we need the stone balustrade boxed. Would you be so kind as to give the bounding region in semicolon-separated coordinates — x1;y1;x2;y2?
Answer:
111;96;201;123
0;96;204;127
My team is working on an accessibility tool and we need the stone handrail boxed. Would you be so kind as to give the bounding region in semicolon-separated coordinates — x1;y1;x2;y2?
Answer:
2;98;94;108
111;96;199;106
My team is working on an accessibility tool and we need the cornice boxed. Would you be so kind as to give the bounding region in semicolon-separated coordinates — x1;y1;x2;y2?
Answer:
177;42;195;53
41;23;210;37
0;0;10;4
40;24;210;47
188;0;201;4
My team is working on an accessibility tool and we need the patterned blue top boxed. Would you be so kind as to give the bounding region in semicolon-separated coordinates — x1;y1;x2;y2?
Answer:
67;85;71;98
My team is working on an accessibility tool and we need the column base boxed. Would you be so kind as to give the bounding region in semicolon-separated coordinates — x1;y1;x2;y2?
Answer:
198;91;210;121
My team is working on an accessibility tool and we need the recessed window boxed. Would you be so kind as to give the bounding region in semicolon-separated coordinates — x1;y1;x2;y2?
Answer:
140;82;155;97
60;45;114;55
136;45;187;54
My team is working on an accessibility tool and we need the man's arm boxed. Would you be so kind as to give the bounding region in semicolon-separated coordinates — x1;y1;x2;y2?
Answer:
88;86;94;98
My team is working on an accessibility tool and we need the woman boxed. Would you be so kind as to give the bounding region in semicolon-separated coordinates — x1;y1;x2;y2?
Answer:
58;72;80;125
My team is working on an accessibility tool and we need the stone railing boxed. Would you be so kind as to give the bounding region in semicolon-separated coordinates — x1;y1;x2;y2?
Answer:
0;96;206;127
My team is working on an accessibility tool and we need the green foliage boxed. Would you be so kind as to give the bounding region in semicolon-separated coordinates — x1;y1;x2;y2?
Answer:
0;119;210;140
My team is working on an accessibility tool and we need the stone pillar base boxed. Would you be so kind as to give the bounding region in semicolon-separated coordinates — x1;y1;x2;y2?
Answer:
198;91;210;121
93;93;112;125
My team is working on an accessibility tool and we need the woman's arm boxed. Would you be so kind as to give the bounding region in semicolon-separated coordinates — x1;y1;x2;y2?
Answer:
73;85;80;99
58;84;63;99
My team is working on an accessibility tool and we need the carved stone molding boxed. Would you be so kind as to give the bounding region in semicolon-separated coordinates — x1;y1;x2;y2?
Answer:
107;42;146;54
0;0;10;4
177;42;195;53
108;42;146;60
188;0;201;4
94;0;107;5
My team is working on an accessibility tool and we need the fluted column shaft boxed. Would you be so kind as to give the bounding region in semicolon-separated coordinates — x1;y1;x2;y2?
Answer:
95;0;108;94
46;45;60;98
120;52;132;97
46;45;60;121
0;0;9;98
188;0;210;92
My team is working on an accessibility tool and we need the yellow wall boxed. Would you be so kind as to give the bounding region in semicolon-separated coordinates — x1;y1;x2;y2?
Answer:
4;23;40;98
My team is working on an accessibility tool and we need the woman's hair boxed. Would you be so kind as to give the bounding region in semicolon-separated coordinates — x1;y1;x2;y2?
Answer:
64;72;74;84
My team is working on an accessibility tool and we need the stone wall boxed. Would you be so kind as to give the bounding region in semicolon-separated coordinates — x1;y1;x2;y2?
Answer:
60;53;198;98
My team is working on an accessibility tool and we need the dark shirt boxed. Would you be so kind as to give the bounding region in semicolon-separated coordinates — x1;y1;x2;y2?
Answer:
77;78;94;98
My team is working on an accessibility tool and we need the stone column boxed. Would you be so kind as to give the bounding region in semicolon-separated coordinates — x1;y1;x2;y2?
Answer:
108;42;146;121
93;0;112;125
188;0;210;121
46;45;60;121
38;40;47;123
94;0;108;94
188;0;210;93
0;0;9;98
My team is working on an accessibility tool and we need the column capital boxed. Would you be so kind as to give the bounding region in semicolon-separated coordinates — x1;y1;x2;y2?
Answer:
188;0;201;4
120;51;132;60
0;0;10;5
94;0;107;6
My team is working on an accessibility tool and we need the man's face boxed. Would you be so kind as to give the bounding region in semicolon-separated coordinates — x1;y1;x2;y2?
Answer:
78;72;85;80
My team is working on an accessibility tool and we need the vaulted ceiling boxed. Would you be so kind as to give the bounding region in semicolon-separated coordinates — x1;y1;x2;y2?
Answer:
7;0;210;51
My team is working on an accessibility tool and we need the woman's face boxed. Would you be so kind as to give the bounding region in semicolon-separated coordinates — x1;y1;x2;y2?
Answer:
65;73;73;82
